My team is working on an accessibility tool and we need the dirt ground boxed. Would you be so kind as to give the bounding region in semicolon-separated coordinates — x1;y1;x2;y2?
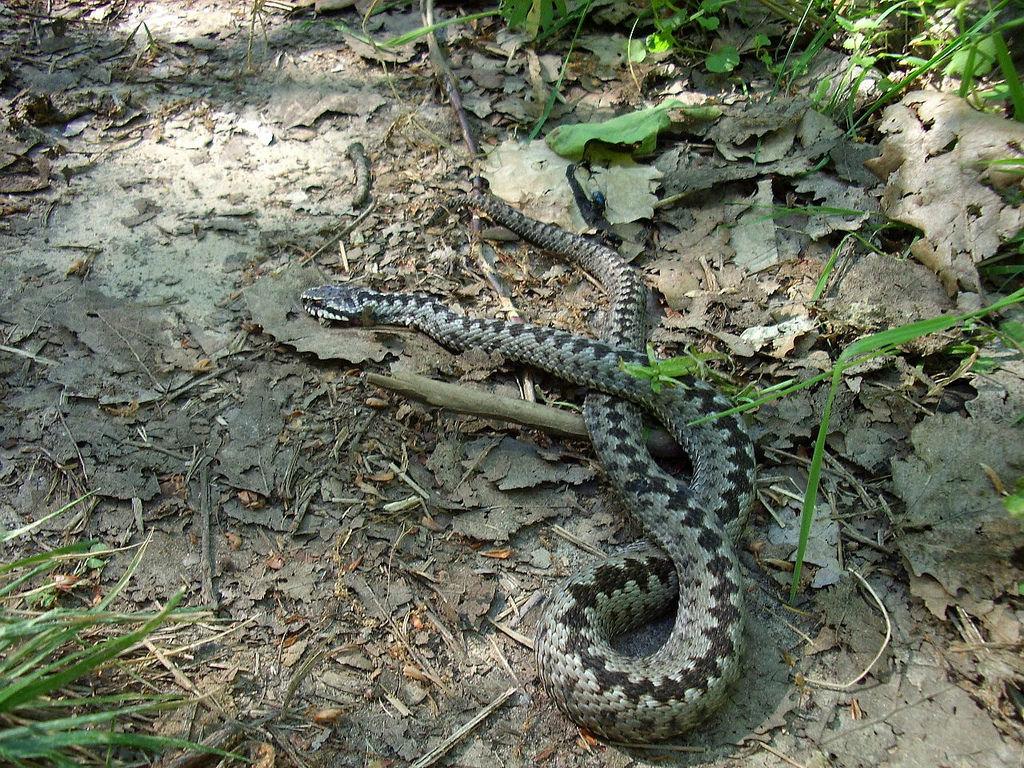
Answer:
1;1;1022;766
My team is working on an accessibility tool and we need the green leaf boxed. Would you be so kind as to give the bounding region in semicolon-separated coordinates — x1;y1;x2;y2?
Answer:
1006;492;1024;518
751;33;770;48
945;34;996;77
501;0;533;28
1001;319;1024;343
706;45;740;73
696;15;720;30
652;357;700;378
626;37;647;63
546;99;721;161
646;31;674;54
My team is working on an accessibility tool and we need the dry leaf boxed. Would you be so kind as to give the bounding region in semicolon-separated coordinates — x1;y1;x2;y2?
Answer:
866;91;1024;294
266;551;285;570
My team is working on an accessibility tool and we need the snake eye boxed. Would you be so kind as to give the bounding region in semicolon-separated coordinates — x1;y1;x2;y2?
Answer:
301;285;373;324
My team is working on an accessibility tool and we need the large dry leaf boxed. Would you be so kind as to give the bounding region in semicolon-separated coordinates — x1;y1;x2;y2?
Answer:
481;140;661;230
890;413;1023;622
866;91;1024;294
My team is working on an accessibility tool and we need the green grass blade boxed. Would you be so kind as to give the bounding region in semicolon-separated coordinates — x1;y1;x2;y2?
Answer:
789;367;841;602
0;542;94;579
839;285;1024;364
29;691;181;708
1;493;95;542
789;285;1024;599
853;0;1008;130
992;29;1024;121
0;590;184;711
381;9;499;47
527;0;593;140
95;536;149;611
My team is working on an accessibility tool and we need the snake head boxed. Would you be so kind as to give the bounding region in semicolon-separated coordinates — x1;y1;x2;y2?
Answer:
301;284;379;325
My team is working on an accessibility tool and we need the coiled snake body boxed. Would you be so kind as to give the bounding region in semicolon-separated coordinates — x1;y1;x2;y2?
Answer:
303;190;756;742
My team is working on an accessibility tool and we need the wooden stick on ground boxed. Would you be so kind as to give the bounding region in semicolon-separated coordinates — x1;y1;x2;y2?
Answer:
364;370;681;457
408;687;517;768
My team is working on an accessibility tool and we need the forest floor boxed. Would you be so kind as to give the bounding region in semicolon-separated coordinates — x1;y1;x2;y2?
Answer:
1;1;1022;766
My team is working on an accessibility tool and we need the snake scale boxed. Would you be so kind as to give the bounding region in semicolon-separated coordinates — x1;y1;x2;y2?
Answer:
302;188;756;742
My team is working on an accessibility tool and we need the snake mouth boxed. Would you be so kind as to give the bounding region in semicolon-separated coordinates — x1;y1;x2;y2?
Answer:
301;285;365;323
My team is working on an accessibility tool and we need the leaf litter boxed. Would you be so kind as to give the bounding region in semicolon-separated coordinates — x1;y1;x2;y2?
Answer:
0;3;1021;767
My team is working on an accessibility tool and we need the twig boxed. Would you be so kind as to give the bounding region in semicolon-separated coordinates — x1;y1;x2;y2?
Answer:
838;522;893;554
485;631;521;679
420;0;542;405
157;722;244;768
818;683;958;747
143;639;227;718
364;370;681;456
551;524;605;557
281;648;325;713
301;141;376;265
487;617;534;650
347;141;373;209
368;370;582;436
408;687;517;768
0;343;58;365
803;570;891;691
420;0;478;157
758;742;810;768
197;464;217;609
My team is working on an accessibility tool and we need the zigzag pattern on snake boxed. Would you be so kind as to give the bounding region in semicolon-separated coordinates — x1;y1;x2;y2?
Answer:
302;188;756;742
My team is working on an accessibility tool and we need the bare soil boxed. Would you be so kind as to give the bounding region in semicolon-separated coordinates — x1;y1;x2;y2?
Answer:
1;2;1021;766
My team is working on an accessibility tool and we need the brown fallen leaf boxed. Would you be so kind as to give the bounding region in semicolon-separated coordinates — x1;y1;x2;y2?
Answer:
238;490;265;509
252;742;275;768
403;664;432;683
311;707;349;724
102;400;139;418
266;551;285;570
481;548;513;559
866;90;1024;294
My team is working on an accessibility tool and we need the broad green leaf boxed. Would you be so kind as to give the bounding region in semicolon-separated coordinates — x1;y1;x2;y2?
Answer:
945;34;997;77
501;0;533;28
646;31;674;54
546;99;721;160
1006;478;1024;519
626;37;647;62
706;45;740;73
1001;319;1024;342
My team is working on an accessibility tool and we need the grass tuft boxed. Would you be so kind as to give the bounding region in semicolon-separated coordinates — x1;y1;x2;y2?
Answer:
0;499;229;767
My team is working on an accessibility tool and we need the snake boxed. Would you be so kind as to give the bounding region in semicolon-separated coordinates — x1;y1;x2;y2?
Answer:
302;188;756;742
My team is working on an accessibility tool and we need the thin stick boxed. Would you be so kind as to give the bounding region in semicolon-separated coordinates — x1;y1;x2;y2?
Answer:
759;742;810;768
487;617;534;650
551;524;605;557
159;722;244;768
197;464;217;609
420;0;478;157
838;522;893;554
0;343;58;365
803;570;891;690
364;370;681;456
408;687;517;768
367;371;583;437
